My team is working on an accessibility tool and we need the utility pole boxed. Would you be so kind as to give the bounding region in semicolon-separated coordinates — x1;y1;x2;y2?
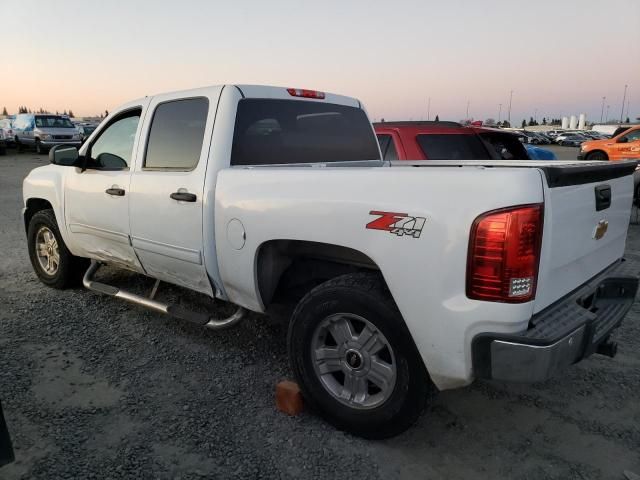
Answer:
466;100;470;119
625;95;630;122
427;97;431;121
620;84;628;123
534;108;538;124
600;96;606;123
606;104;610;122
498;103;502;123
507;90;513;124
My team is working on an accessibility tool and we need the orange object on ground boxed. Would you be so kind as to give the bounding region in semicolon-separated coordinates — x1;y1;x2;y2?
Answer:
276;380;304;416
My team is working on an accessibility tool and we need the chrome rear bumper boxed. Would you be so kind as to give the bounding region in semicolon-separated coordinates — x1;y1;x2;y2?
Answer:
472;259;638;383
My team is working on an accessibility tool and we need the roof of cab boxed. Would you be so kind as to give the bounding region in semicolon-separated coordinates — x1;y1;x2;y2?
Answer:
119;84;362;112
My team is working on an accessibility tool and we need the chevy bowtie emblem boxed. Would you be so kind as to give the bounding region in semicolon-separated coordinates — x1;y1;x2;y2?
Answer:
593;219;609;240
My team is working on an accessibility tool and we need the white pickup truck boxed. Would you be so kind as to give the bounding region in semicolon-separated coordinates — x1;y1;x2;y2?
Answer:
22;84;639;438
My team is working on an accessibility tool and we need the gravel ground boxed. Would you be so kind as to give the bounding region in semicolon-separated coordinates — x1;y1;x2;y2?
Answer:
1;151;639;479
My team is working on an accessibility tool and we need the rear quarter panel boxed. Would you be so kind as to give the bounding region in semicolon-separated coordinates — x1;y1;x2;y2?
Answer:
214;166;544;389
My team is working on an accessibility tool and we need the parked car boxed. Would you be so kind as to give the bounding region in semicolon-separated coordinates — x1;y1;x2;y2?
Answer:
578;125;640;161
13;114;82;154
524;143;557;160
545;129;566;139
374;121;531;160
558;134;589;147
555;132;586;144
76;123;98;144
581;130;609;140
519;130;549;145
375;122;557;162
23;85;639;439
0;119;14;148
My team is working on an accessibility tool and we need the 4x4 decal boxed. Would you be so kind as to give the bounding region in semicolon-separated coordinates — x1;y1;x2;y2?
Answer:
366;211;426;238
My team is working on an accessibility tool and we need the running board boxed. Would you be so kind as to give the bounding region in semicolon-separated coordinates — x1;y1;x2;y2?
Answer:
82;261;246;330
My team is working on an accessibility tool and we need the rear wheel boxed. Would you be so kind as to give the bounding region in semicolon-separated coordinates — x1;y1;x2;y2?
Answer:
27;209;88;289
288;272;434;439
586;150;608;161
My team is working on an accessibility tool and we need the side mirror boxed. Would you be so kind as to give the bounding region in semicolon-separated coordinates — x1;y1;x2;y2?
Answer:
617;136;629;144
49;145;80;166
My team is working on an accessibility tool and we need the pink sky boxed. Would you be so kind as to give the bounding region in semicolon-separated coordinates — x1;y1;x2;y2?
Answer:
4;0;639;124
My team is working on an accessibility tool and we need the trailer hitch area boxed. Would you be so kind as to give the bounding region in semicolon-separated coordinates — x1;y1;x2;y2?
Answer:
595;337;618;358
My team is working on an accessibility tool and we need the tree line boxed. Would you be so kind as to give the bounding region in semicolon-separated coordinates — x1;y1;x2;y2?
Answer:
3;107;111;119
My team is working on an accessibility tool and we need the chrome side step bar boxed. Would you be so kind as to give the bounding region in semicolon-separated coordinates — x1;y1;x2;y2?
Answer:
82;261;246;330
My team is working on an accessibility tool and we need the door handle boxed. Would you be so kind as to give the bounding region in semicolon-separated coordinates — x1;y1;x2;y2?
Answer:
105;187;125;196
170;192;197;202
595;185;611;211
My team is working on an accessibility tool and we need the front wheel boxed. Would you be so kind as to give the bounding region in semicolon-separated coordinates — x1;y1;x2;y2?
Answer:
27;209;88;289
586;151;608;161
35;140;47;155
288;272;434;439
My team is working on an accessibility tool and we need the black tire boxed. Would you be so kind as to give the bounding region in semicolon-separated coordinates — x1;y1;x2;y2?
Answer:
35;139;47;155
586;150;608;161
15;137;24;152
288;272;434;439
27;209;88;289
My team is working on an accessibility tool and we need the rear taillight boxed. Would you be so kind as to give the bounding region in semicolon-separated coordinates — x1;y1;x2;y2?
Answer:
467;204;543;303
287;88;325;99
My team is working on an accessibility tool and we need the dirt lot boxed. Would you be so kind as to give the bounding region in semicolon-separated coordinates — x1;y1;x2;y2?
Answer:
1;151;639;479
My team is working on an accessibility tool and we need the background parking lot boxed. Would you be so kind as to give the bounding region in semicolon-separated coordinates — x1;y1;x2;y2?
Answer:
1;151;639;479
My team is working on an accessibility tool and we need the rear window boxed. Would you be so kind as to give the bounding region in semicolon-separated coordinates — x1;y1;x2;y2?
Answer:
416;134;491;160
231;99;380;165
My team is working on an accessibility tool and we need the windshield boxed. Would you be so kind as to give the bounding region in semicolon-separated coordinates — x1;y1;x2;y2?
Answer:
35;116;75;128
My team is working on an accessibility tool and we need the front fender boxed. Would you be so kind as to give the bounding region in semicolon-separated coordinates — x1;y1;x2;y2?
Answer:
22;165;75;253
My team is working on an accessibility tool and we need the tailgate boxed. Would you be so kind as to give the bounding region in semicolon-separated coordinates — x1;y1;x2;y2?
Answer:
534;161;637;312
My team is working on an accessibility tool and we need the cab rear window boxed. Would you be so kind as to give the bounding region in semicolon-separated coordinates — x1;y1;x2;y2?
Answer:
416;134;491;160
231;99;380;165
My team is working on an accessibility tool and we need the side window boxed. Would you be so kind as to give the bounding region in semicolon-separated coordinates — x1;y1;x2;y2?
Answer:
144;97;209;170
89;110;141;170
622;130;640;142
376;134;398;161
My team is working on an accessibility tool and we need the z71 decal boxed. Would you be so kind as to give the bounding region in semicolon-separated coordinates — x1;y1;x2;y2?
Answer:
366;211;427;239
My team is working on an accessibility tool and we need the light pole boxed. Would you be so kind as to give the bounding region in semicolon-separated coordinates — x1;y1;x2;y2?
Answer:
498;103;502;123
427;97;431;121
606;104;610;122
534;109;538;124
507;90;513;125
600;96;606;123
620;84;628;123
466;100;470;119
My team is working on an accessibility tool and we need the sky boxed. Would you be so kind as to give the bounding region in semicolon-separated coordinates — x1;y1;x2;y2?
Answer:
2;0;639;124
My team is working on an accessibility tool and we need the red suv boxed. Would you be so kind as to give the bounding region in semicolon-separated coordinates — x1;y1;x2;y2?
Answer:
374;121;529;161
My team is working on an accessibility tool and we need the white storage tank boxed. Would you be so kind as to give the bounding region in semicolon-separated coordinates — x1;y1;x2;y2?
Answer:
562;117;569;129
578;114;586;130
569;115;578;130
